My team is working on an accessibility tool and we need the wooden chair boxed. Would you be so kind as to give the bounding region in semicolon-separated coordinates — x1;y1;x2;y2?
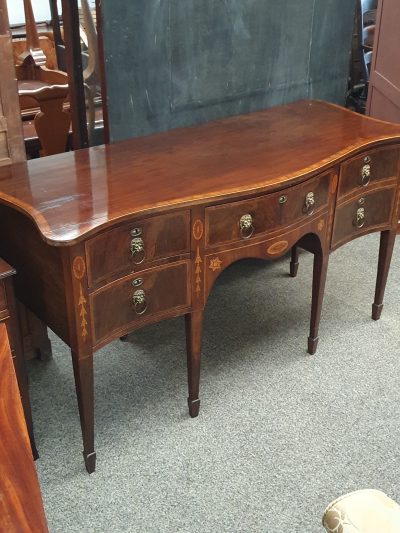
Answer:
16;0;70;157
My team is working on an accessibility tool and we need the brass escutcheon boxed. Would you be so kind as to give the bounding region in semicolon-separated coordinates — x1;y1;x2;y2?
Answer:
239;214;254;239
304;192;315;216
278;195;287;205
132;277;143;287
131;227;142;237
132;289;147;315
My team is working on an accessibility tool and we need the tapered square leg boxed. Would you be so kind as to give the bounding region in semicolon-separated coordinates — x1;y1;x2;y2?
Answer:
185;310;204;418
290;245;299;278
372;230;396;321
72;351;96;473
308;251;329;355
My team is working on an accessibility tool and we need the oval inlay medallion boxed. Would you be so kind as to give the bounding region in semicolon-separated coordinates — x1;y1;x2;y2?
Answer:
267;240;288;255
193;219;204;240
73;256;86;280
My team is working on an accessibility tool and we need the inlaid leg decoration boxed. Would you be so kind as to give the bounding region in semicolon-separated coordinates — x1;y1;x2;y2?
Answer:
290;245;300;278
308;251;329;355
72;352;96;473
185;310;204;418
372;230;396;321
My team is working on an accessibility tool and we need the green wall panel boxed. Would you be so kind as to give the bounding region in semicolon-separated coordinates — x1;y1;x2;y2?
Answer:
102;0;355;141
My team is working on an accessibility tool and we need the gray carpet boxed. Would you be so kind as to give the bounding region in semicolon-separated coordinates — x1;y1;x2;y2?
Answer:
30;233;400;533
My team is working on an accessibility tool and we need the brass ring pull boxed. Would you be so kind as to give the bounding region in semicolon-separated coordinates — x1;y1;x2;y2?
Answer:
132;289;147;315
360;164;371;186
239;214;254;239
130;237;145;264
278;195;287;205
353;207;365;229
303;192;315;216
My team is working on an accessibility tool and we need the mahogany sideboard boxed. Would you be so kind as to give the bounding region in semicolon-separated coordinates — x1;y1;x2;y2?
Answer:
0;322;48;532
0;100;399;473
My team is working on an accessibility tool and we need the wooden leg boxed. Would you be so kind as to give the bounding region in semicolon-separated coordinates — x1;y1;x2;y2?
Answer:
290;244;299;277
308;251;329;355
71;351;96;473
372;230;396;321
185;310;204;418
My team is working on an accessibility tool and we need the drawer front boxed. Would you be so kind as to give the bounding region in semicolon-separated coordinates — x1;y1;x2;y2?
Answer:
205;172;331;248
332;187;396;248
338;146;400;198
90;261;190;345
86;211;190;287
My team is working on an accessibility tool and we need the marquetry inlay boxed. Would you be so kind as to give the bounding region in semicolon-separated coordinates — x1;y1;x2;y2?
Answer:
195;246;202;295
209;257;222;272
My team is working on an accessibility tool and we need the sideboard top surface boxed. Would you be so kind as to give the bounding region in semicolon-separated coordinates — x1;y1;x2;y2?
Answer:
0;99;399;246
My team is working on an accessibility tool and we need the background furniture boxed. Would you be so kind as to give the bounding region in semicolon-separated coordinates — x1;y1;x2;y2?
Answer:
0;259;37;458
0;322;47;533
0;100;398;474
366;0;400;123
323;489;400;532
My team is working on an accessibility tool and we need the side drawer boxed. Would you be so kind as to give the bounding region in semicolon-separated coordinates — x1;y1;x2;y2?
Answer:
338;146;400;199
90;261;190;345
205;172;331;248
86;211;190;287
331;187;396;249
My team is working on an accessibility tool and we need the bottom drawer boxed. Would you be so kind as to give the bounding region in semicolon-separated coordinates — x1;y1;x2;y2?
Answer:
332;188;396;249
90;261;190;345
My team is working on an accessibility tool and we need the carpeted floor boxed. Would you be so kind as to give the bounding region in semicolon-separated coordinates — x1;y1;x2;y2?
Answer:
30;233;400;533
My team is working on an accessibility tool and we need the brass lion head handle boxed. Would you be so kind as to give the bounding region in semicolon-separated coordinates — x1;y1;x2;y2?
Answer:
303;192;315;216
130;237;145;264
132;289;147;315
360;164;371;186
353;207;365;229
239;214;254;239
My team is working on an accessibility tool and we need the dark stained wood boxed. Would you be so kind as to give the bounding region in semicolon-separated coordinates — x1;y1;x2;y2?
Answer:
90;261;190;347
338;145;400;199
0;101;399;473
86;211;190;288
0;323;47;532
372;229;397;319
205;172;331;247
0;101;399;245
0;259;38;459
331;186;396;249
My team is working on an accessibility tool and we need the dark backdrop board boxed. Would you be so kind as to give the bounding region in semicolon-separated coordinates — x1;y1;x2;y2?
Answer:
102;0;355;142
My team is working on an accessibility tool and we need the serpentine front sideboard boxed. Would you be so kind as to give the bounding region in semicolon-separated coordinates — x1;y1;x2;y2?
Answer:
0;100;399;473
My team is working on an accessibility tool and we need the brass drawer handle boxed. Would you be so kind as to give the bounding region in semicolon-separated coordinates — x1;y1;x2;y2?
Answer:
130;237;145;264
360;164;371;186
239;214;254;239
353;207;365;229
303;192;315;216
132;289;147;315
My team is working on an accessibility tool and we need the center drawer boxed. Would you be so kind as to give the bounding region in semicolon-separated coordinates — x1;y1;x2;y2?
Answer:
86;211;190;287
90;261;190;346
205;172;331;248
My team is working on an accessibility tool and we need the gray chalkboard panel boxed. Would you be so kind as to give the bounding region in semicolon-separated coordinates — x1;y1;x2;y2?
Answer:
102;0;355;142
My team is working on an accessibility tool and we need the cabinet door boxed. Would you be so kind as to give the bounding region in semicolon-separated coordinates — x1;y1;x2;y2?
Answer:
366;0;400;123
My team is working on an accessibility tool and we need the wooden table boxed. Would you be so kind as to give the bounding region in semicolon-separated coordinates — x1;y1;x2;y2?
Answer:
0;322;48;532
0;100;399;473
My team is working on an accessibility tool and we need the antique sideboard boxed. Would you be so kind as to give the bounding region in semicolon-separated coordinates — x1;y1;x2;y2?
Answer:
0;100;399;473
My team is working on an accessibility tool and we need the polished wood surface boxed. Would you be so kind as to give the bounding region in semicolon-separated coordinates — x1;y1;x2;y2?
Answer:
0;323;47;533
0;100;399;244
0;100;399;473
